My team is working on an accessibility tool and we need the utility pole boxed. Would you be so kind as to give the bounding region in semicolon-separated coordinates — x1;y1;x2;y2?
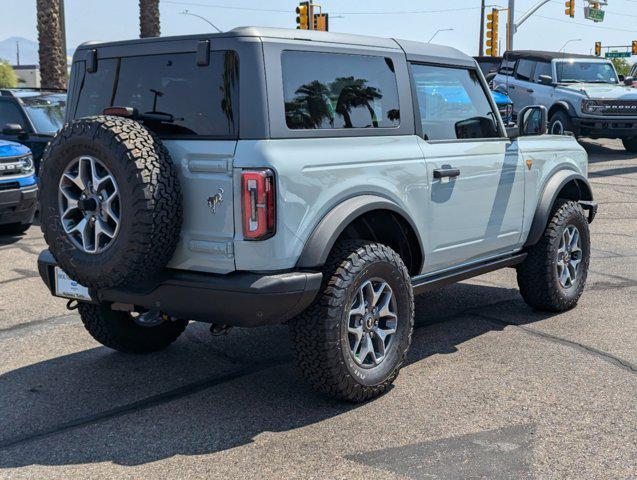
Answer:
479;0;486;56
16;41;20;66
507;0;515;52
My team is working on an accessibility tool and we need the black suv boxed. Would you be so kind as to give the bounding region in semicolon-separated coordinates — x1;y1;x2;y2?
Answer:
0;89;67;170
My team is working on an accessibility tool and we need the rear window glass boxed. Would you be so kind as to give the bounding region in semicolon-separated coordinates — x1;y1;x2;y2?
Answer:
74;51;239;138
282;51;400;130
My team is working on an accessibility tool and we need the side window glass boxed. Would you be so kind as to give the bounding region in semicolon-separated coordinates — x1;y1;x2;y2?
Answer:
0;101;27;129
533;62;552;83
411;64;500;141
282;51;400;130
499;58;515;75
515;60;535;81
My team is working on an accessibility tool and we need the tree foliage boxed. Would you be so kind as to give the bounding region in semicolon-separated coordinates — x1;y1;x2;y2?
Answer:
0;59;18;88
609;55;631;76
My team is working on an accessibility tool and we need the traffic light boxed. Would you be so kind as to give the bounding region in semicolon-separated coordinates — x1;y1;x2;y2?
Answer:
296;2;310;30
486;9;499;57
314;13;329;32
595;41;602;57
633;41;637;56
565;0;575;18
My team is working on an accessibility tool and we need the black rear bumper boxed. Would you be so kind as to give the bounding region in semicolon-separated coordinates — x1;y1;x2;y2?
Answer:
38;250;322;327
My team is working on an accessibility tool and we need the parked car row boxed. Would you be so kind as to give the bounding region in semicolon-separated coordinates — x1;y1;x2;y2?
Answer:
0;88;67;235
492;51;637;152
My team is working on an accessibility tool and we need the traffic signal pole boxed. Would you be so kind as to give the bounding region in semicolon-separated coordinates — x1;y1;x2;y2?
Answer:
479;0;486;56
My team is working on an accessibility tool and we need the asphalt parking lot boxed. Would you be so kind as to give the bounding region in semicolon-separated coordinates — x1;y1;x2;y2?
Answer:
0;138;635;479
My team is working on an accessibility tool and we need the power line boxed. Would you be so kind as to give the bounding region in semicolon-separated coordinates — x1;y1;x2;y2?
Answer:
533;14;637;33
163;0;480;16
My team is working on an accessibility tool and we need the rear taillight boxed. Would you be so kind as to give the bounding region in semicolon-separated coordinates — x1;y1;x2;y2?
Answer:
241;169;276;240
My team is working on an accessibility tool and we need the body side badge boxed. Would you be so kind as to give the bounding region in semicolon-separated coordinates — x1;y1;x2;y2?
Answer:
207;188;224;214
526;159;533;170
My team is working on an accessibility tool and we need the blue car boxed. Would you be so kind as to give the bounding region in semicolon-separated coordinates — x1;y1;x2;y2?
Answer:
0;139;38;234
491;90;514;125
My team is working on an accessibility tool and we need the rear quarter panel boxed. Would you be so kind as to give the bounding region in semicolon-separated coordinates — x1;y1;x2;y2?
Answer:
232;136;429;271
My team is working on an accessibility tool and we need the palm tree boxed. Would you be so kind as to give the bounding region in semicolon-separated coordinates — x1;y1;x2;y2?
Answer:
139;0;161;38
332;77;382;128
36;0;67;89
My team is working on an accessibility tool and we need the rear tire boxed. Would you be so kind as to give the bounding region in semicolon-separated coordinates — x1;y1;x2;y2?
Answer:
517;200;590;312
622;138;637;153
78;303;188;353
290;240;414;402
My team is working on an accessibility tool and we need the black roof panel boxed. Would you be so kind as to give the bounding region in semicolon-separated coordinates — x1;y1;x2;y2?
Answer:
503;50;599;62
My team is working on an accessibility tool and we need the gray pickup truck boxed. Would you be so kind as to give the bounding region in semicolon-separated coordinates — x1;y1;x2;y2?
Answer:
37;28;596;402
493;50;637;151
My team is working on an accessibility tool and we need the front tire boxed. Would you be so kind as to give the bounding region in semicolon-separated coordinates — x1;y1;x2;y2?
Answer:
622;138;637;153
290;241;414;402
517;200;590;312
78;303;188;353
549;110;574;136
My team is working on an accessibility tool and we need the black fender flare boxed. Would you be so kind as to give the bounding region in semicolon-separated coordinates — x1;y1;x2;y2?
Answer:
524;170;593;248
549;100;576;118
296;195;424;271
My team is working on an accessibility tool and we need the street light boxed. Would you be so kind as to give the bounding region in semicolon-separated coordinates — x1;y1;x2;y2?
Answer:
559;38;582;52
428;28;454;43
179;10;222;33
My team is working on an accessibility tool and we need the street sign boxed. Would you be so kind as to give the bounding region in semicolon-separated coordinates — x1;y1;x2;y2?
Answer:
584;6;605;22
605;51;631;59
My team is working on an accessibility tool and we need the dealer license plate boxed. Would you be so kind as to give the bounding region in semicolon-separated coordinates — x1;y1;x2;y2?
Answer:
54;267;91;301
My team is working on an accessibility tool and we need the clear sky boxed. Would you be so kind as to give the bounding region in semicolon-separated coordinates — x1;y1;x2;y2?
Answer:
2;0;637;58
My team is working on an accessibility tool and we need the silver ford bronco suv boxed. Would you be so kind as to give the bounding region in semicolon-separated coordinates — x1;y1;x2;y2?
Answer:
37;28;597;402
493;50;637;152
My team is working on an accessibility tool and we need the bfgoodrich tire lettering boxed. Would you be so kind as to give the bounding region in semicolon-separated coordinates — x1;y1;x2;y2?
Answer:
39;116;181;289
517;200;590;312
289;240;414;402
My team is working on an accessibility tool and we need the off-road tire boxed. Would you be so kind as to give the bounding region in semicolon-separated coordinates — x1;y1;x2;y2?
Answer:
289;240;414;403
549;110;575;136
622;138;637;153
517;200;590;312
78;303;188;353
39;116;181;289
0;222;30;235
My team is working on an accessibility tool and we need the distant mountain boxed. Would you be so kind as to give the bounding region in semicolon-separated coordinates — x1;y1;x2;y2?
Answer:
0;36;74;66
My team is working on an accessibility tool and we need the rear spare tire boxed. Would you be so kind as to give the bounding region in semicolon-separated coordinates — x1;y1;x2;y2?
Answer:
39;116;181;289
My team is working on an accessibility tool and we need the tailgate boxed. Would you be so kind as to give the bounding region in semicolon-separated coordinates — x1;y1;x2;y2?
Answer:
164;140;237;274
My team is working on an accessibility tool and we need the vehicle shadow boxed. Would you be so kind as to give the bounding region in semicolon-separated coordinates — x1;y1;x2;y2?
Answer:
0;281;553;468
579;138;633;164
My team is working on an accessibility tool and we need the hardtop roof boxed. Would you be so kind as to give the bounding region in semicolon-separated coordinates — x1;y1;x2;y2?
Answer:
74;26;475;67
503;50;601;62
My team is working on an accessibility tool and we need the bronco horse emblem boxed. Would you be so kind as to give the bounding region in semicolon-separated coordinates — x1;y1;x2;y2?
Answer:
207;188;224;214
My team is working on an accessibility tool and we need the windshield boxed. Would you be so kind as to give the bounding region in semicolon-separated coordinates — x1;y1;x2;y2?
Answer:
556;62;618;84
20;94;66;134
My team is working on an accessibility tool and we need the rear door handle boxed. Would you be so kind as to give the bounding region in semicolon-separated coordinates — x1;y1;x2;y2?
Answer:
526;88;534;93
509;85;516;89
433;168;460;179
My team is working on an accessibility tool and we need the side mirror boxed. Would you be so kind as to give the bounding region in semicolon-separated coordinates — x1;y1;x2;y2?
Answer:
515;105;548;137
538;74;553;85
2;123;25;136
623;76;634;86
618;74;625;82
